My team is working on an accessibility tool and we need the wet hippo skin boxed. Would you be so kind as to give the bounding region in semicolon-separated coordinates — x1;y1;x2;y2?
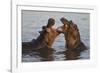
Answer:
60;17;87;51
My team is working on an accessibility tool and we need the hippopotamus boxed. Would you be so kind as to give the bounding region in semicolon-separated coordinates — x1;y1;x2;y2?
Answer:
22;18;65;54
60;17;87;51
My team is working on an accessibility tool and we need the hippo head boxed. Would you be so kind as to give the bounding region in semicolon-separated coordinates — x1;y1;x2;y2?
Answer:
60;17;80;49
60;17;79;34
59;17;70;33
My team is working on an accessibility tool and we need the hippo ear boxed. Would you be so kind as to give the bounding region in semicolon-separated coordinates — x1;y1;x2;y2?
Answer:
42;26;46;30
74;24;79;31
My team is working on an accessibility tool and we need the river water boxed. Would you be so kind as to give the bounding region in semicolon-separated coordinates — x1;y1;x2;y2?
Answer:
22;10;90;62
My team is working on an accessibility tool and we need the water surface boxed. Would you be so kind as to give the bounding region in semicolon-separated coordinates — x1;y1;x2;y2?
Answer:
22;10;90;62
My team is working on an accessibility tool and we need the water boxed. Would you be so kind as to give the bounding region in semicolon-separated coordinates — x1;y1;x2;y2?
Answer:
22;10;90;62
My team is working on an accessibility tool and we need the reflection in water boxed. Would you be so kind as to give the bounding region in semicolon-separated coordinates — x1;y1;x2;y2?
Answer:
22;11;90;62
22;48;54;62
22;47;87;62
37;48;54;61
64;49;82;60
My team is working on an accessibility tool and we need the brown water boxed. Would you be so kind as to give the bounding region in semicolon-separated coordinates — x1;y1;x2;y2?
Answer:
22;10;90;62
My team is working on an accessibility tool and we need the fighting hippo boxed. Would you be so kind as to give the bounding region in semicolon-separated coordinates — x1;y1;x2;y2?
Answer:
60;17;87;51
22;18;64;53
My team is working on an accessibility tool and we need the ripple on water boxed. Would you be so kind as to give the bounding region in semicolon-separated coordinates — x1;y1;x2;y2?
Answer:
22;11;90;62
